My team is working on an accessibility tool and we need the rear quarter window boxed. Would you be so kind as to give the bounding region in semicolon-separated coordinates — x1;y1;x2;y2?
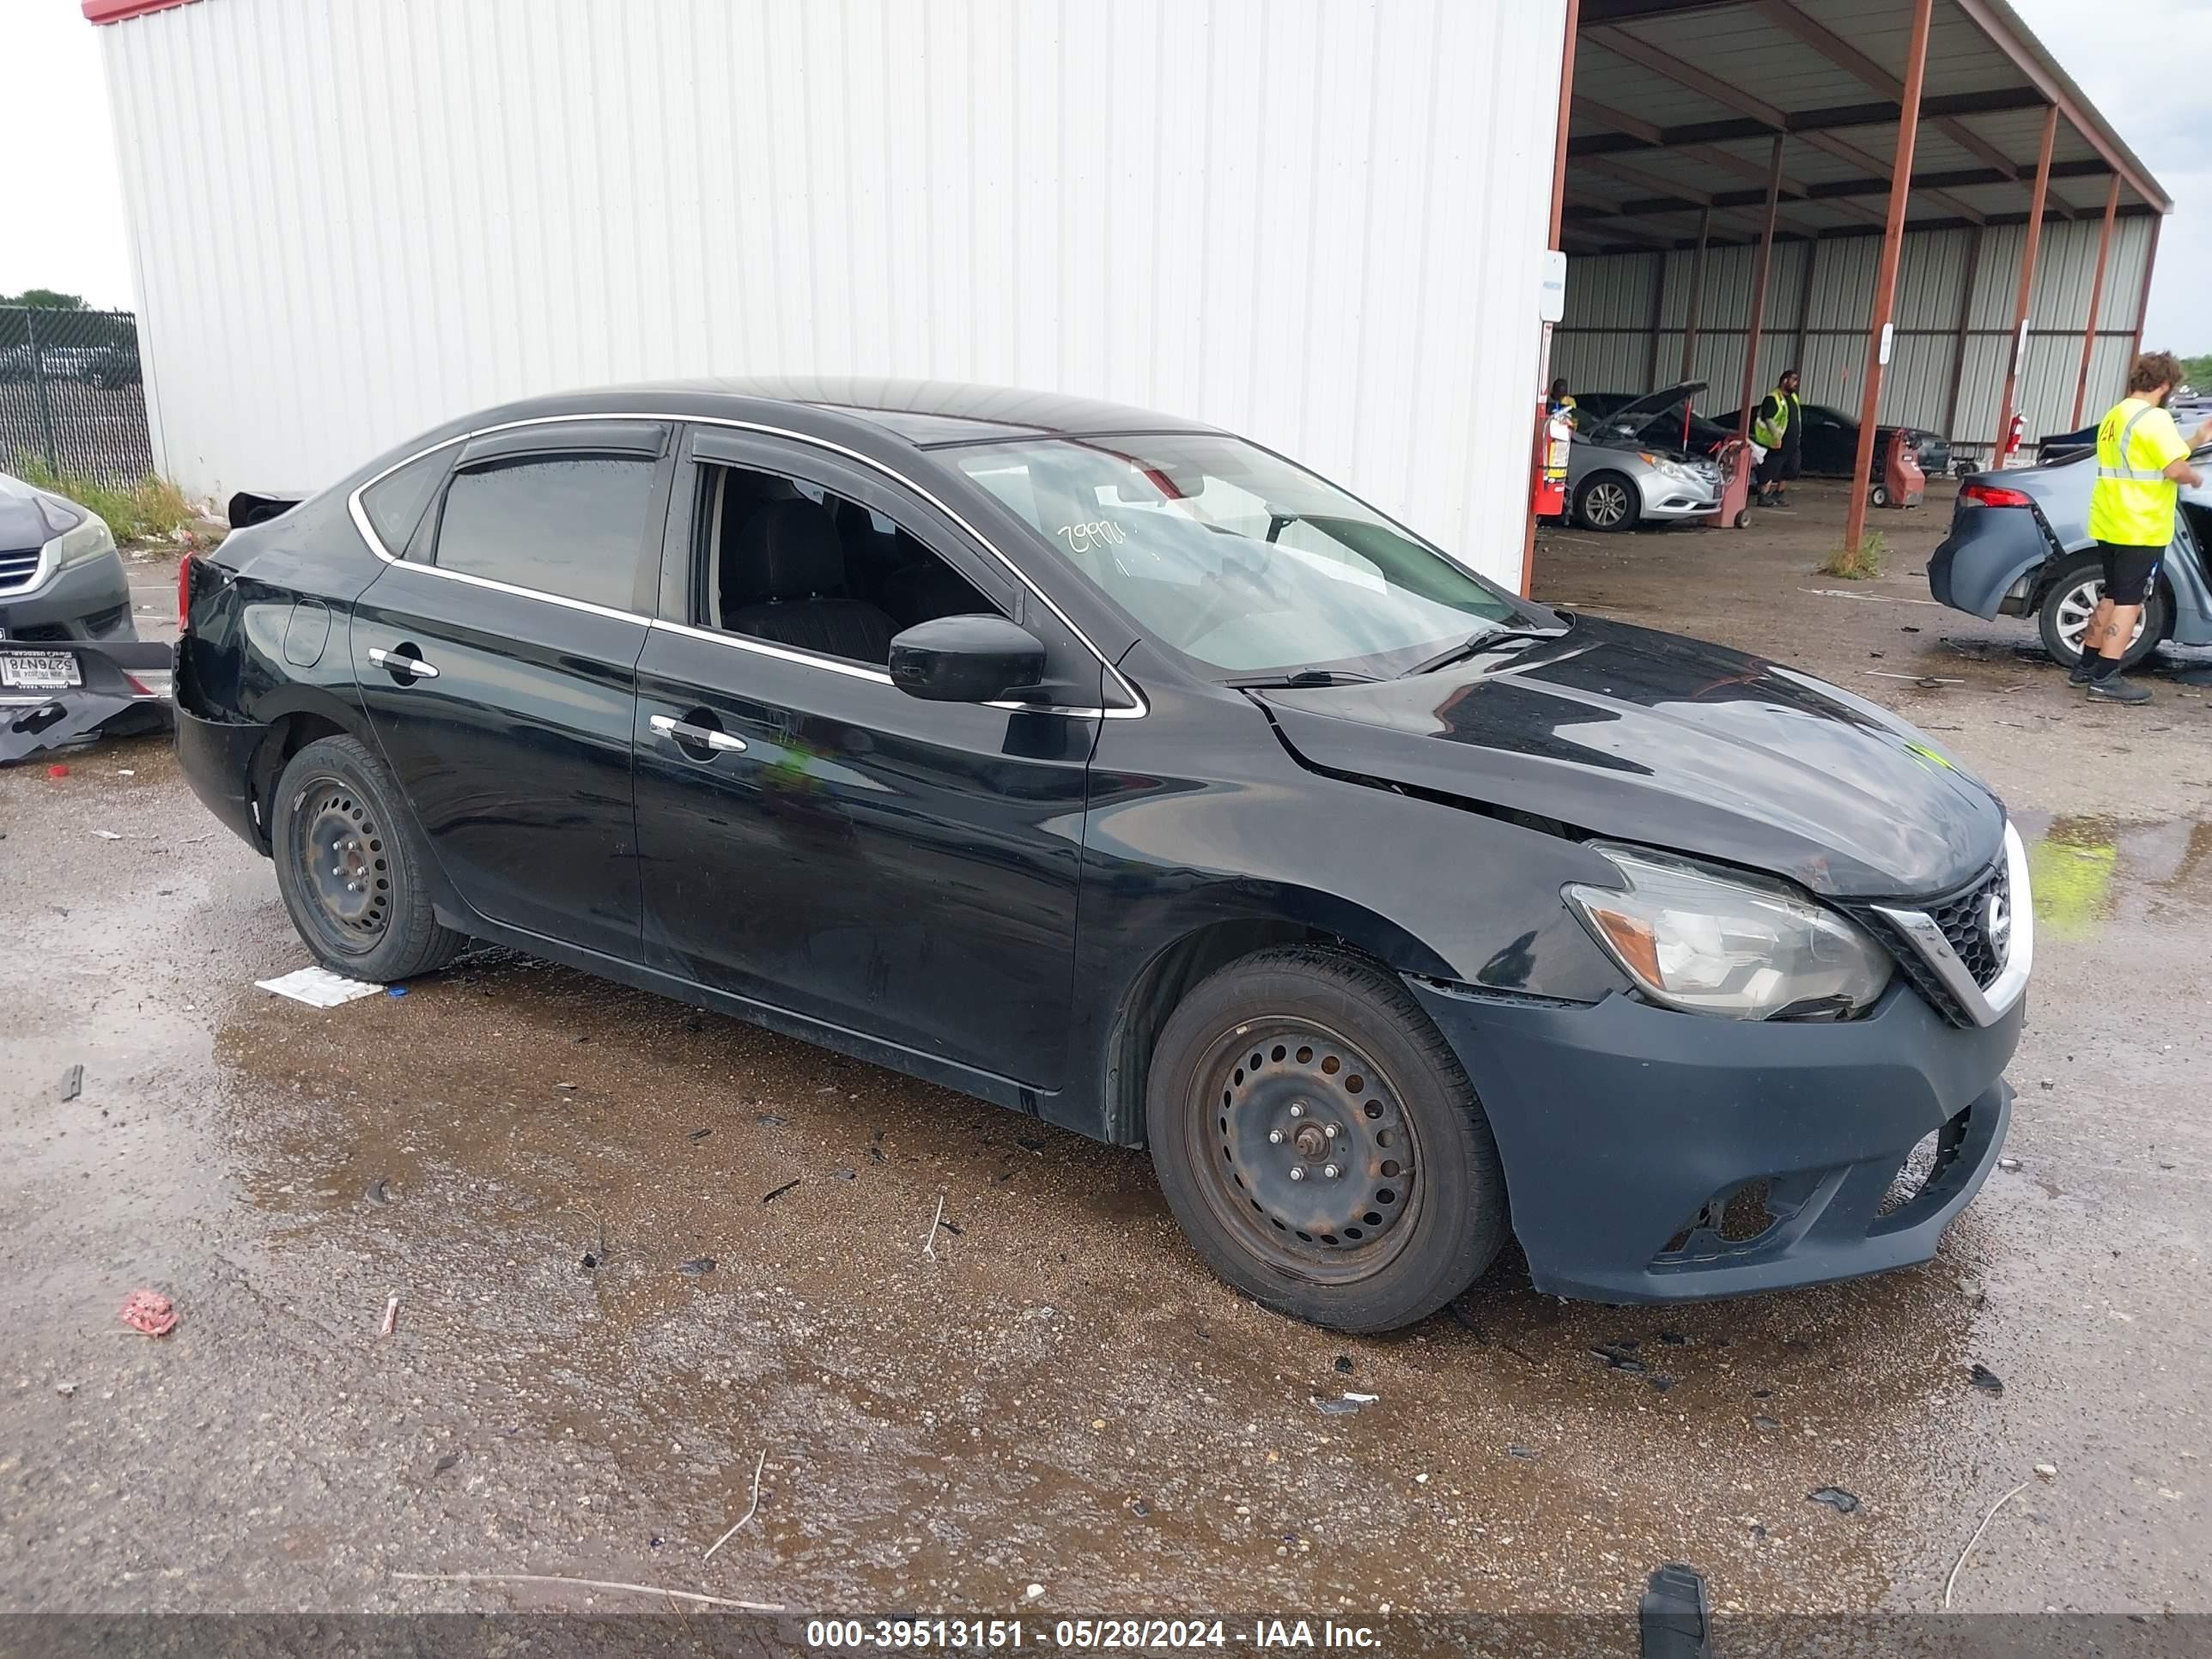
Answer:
358;449;453;558
431;454;657;611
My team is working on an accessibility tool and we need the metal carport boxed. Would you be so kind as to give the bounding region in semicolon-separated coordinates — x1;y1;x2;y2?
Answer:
1534;0;2168;571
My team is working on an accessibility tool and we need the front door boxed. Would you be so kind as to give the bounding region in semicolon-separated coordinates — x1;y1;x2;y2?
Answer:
632;428;1098;1091
351;419;672;960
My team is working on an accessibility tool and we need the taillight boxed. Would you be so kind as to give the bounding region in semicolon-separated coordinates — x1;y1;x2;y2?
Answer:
176;548;198;634
1960;481;2034;508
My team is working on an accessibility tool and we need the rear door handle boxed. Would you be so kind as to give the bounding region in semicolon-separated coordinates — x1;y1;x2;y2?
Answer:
368;647;439;680
649;713;746;754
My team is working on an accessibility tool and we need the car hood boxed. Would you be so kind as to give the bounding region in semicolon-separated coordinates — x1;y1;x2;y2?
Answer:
1257;617;2003;900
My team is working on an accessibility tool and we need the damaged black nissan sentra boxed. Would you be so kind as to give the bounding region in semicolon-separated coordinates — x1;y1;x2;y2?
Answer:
176;380;2028;1332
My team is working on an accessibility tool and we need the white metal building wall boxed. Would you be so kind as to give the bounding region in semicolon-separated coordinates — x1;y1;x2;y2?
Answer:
98;0;1567;587
1552;215;2155;451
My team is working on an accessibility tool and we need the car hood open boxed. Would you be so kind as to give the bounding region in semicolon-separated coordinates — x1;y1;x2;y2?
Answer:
1256;617;2003;900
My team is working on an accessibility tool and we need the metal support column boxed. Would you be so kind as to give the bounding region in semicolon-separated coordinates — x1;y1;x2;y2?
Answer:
1840;0;1934;558
1644;253;1667;392
1679;207;1711;383
1735;135;1787;444
1791;235;1818;373
1992;106;2058;462
2069;176;2122;426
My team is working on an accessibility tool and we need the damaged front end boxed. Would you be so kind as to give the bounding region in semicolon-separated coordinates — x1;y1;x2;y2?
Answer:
1;639;173;766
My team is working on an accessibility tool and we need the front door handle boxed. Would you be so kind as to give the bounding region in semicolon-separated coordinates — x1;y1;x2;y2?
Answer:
368;647;440;680
649;713;746;754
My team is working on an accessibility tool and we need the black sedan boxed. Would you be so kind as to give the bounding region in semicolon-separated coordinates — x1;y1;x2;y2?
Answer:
176;380;2028;1330
1717;401;1952;479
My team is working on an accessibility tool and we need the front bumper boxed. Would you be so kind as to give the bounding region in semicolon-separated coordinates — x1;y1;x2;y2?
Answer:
1410;978;2021;1303
1637;472;1723;520
0;550;135;641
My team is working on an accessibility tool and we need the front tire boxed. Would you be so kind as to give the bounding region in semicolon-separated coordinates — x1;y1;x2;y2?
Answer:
1574;472;1641;533
2037;554;2166;671
1146;947;1509;1333
270;734;468;982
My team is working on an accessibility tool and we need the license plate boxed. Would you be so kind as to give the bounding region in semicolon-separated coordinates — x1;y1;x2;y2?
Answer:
0;651;81;690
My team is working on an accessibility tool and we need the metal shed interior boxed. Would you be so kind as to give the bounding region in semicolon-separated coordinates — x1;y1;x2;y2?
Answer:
1551;0;2167;465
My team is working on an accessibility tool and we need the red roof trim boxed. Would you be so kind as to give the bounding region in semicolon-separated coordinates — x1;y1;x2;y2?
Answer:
83;0;203;24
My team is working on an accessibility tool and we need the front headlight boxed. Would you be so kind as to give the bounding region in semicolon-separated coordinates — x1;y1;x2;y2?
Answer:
1565;843;1893;1019
39;493;115;570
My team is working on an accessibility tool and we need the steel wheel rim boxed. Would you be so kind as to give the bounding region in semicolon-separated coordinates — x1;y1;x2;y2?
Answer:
292;776;392;952
1585;483;1628;527
2054;578;2145;655
1185;1017;1424;1285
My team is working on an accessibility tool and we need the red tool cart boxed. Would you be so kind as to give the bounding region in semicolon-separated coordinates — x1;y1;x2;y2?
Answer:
1869;428;1926;509
1710;436;1755;530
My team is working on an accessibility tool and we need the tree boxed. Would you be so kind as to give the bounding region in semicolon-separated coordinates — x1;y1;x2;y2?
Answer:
0;289;87;310
2181;354;2212;393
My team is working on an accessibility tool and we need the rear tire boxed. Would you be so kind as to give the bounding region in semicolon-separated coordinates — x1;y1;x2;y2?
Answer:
1146;946;1509;1333
270;734;468;983
2036;553;2166;671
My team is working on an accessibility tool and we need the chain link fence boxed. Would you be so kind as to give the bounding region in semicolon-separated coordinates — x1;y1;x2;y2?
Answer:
1;306;155;483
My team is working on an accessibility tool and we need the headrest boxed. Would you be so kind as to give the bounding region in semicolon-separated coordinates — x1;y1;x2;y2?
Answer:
735;499;847;601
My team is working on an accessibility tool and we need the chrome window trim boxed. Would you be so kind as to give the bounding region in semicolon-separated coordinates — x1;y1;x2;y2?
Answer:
346;410;1147;719
1872;820;2033;1030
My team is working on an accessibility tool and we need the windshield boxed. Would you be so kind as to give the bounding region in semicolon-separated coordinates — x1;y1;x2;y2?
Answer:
950;434;1523;678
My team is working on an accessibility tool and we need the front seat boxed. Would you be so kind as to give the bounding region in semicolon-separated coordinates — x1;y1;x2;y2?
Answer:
724;498;899;664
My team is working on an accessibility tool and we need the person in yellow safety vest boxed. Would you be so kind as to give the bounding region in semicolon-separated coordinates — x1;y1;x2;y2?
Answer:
2075;350;2211;704
1753;368;1802;507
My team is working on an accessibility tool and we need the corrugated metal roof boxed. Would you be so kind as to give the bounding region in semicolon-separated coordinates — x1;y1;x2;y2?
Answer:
1565;0;2167;259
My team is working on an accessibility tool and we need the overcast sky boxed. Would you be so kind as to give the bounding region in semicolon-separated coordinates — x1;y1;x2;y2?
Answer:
2;0;2204;352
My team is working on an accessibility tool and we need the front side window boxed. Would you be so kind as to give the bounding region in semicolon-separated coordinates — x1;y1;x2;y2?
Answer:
951;434;1521;678
433;454;656;610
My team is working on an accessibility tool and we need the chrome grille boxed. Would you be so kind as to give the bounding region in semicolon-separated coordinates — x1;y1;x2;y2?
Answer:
0;546;41;593
1848;858;2010;1029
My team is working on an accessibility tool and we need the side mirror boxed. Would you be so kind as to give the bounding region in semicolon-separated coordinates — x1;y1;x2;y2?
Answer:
888;614;1047;703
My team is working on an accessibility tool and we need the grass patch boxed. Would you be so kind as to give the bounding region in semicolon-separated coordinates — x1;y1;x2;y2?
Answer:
12;454;194;544
1819;531;1886;580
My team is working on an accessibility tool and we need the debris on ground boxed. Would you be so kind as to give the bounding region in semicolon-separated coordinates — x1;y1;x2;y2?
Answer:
1507;1445;1538;1460
1998;1157;2022;1172
678;1257;716;1276
2034;1463;2058;1480
93;829;123;840
54;1382;77;1399
835;1167;857;1181
1650;1375;1674;1393
1024;1584;1045;1601
1310;1395;1368;1416
579;1254;598;1270
1943;1480;2030;1608
755;1112;789;1127
1334;1355;1355;1373
688;1127;712;1142
386;986;409;999
364;1178;390;1206
1638;1562;1711;1659
1592;1340;1647;1375
1016;1135;1047;1154
1752;1415;1781;1432
119;1290;178;1337
1658;1331;1687;1346
1808;1486;1861;1514
703;1449;768;1563
1968;1363;2004;1395
434;1451;460;1474
58;1065;82;1103
47;764;68;778
380;1294;399;1336
255;966;386;1008
762;1179;799;1205
922;1195;946;1260
390;1571;781;1613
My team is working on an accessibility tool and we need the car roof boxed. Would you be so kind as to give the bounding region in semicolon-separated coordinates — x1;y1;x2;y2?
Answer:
488;376;1223;449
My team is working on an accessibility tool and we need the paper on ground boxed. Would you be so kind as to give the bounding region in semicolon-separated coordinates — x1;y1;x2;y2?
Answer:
255;966;386;1007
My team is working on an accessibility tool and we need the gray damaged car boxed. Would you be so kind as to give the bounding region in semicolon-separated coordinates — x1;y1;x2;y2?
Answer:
1565;382;1725;533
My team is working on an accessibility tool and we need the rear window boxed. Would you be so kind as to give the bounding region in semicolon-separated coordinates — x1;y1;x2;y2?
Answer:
359;449;450;557
431;455;656;611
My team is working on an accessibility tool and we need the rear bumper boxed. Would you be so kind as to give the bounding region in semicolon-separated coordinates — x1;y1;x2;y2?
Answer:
1409;979;2020;1304
175;702;268;852
0;550;135;641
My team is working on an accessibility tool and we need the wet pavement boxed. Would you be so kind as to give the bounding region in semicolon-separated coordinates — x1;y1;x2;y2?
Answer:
2;507;2208;1620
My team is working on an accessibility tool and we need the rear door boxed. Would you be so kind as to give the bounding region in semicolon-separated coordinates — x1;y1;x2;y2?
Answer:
351;420;672;960
631;427;1100;1090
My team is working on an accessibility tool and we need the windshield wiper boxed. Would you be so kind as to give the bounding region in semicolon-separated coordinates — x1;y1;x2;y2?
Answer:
1406;624;1571;677
1227;669;1381;689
